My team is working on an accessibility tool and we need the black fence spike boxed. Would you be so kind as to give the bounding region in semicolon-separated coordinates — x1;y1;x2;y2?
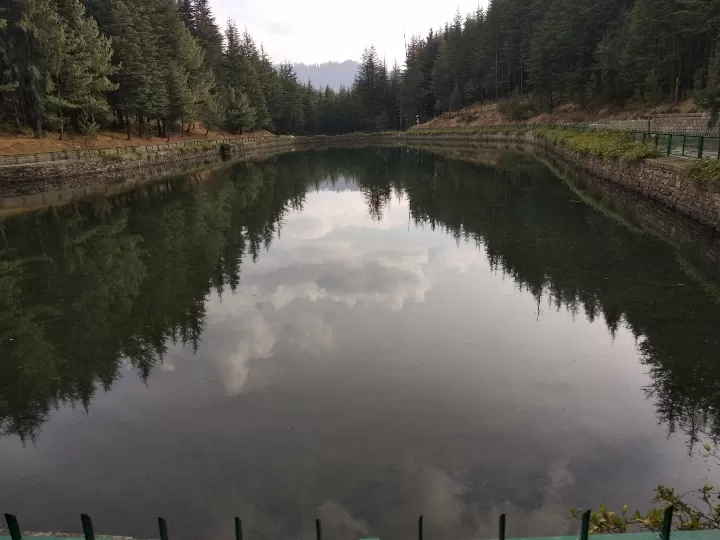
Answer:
158;517;169;540
418;515;424;540
579;510;591;540
81;514;95;540
661;506;674;540
315;518;322;540
235;517;243;540
499;513;506;540
4;514;22;540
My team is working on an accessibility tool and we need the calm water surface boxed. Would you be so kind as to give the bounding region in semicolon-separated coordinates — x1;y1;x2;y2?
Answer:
1;147;720;540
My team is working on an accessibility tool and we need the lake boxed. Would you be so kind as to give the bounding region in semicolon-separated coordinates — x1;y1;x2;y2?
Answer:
1;145;719;540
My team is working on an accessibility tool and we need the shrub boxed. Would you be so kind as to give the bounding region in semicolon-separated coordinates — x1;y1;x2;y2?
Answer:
689;158;720;183
498;98;541;121
536;128;661;161
571;444;720;533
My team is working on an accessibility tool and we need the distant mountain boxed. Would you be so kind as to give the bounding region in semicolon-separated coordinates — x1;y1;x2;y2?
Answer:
286;61;360;91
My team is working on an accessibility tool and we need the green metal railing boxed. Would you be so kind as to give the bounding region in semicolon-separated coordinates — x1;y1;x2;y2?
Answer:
4;507;717;540
632;131;720;159
0;137;271;167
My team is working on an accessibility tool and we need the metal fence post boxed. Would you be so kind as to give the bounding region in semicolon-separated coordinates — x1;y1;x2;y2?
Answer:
498;513;506;540
81;514;96;540
4;514;22;540
681;135;686;156
158;517;169;540
698;136;704;158
235;517;243;540
666;134;672;156
661;506;674;540
580;510;591;540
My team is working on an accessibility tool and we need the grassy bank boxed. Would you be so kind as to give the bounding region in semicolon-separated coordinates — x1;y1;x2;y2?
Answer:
534;128;662;161
689;159;720;183
396;126;663;162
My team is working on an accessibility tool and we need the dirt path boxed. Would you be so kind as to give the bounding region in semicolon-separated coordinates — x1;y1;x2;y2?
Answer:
0;128;269;156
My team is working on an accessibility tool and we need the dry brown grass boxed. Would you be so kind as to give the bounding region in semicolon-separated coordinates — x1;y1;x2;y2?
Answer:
0;126;271;156
412;98;701;131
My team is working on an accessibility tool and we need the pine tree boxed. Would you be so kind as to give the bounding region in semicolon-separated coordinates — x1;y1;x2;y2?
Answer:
699;47;720;128
354;46;389;129
191;0;222;75
225;87;255;133
46;0;116;138
432;40;456;113
17;0;63;135
0;16;18;93
622;0;681;100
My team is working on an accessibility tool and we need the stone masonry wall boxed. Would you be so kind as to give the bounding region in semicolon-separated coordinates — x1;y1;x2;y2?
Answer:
3;132;720;233
589;113;716;134
0;138;302;200
386;132;720;231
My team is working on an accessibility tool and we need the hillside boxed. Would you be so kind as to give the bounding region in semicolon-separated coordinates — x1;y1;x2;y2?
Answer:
412;99;705;131
287;61;359;90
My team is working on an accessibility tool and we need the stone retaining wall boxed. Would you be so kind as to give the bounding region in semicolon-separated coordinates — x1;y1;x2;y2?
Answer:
0;138;302;200
3;132;720;233
589;113;716;134
383;132;720;231
537;151;720;270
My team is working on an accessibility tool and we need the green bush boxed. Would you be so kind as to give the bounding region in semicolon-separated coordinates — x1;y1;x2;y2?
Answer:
571;444;720;533
498;99;539;121
689;158;720;182
536;128;661;161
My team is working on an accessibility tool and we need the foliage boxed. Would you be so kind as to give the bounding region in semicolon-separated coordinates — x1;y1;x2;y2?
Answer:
536;128;662;161
1;0;719;138
497;99;541;121
571;444;720;533
688;159;720;183
695;44;720;129
225;88;256;134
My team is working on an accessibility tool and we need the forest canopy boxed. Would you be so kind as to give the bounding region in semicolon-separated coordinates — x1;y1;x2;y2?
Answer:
0;0;718;138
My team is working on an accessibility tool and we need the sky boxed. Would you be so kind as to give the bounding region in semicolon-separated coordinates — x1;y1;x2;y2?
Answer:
210;0;489;66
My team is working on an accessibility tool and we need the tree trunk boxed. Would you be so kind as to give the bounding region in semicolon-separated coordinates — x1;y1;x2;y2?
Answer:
11;93;20;128
125;107;131;140
180;120;184;137
157;118;162;137
0;223;8;249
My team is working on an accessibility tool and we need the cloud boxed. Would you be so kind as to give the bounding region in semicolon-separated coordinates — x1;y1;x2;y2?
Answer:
317;501;371;539
264;20;297;36
211;0;489;64
186;179;483;395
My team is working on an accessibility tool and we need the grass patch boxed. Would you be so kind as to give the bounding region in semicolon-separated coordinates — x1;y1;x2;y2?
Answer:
351;127;663;163
99;151;140;162
688;158;720;182
535;128;661;161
